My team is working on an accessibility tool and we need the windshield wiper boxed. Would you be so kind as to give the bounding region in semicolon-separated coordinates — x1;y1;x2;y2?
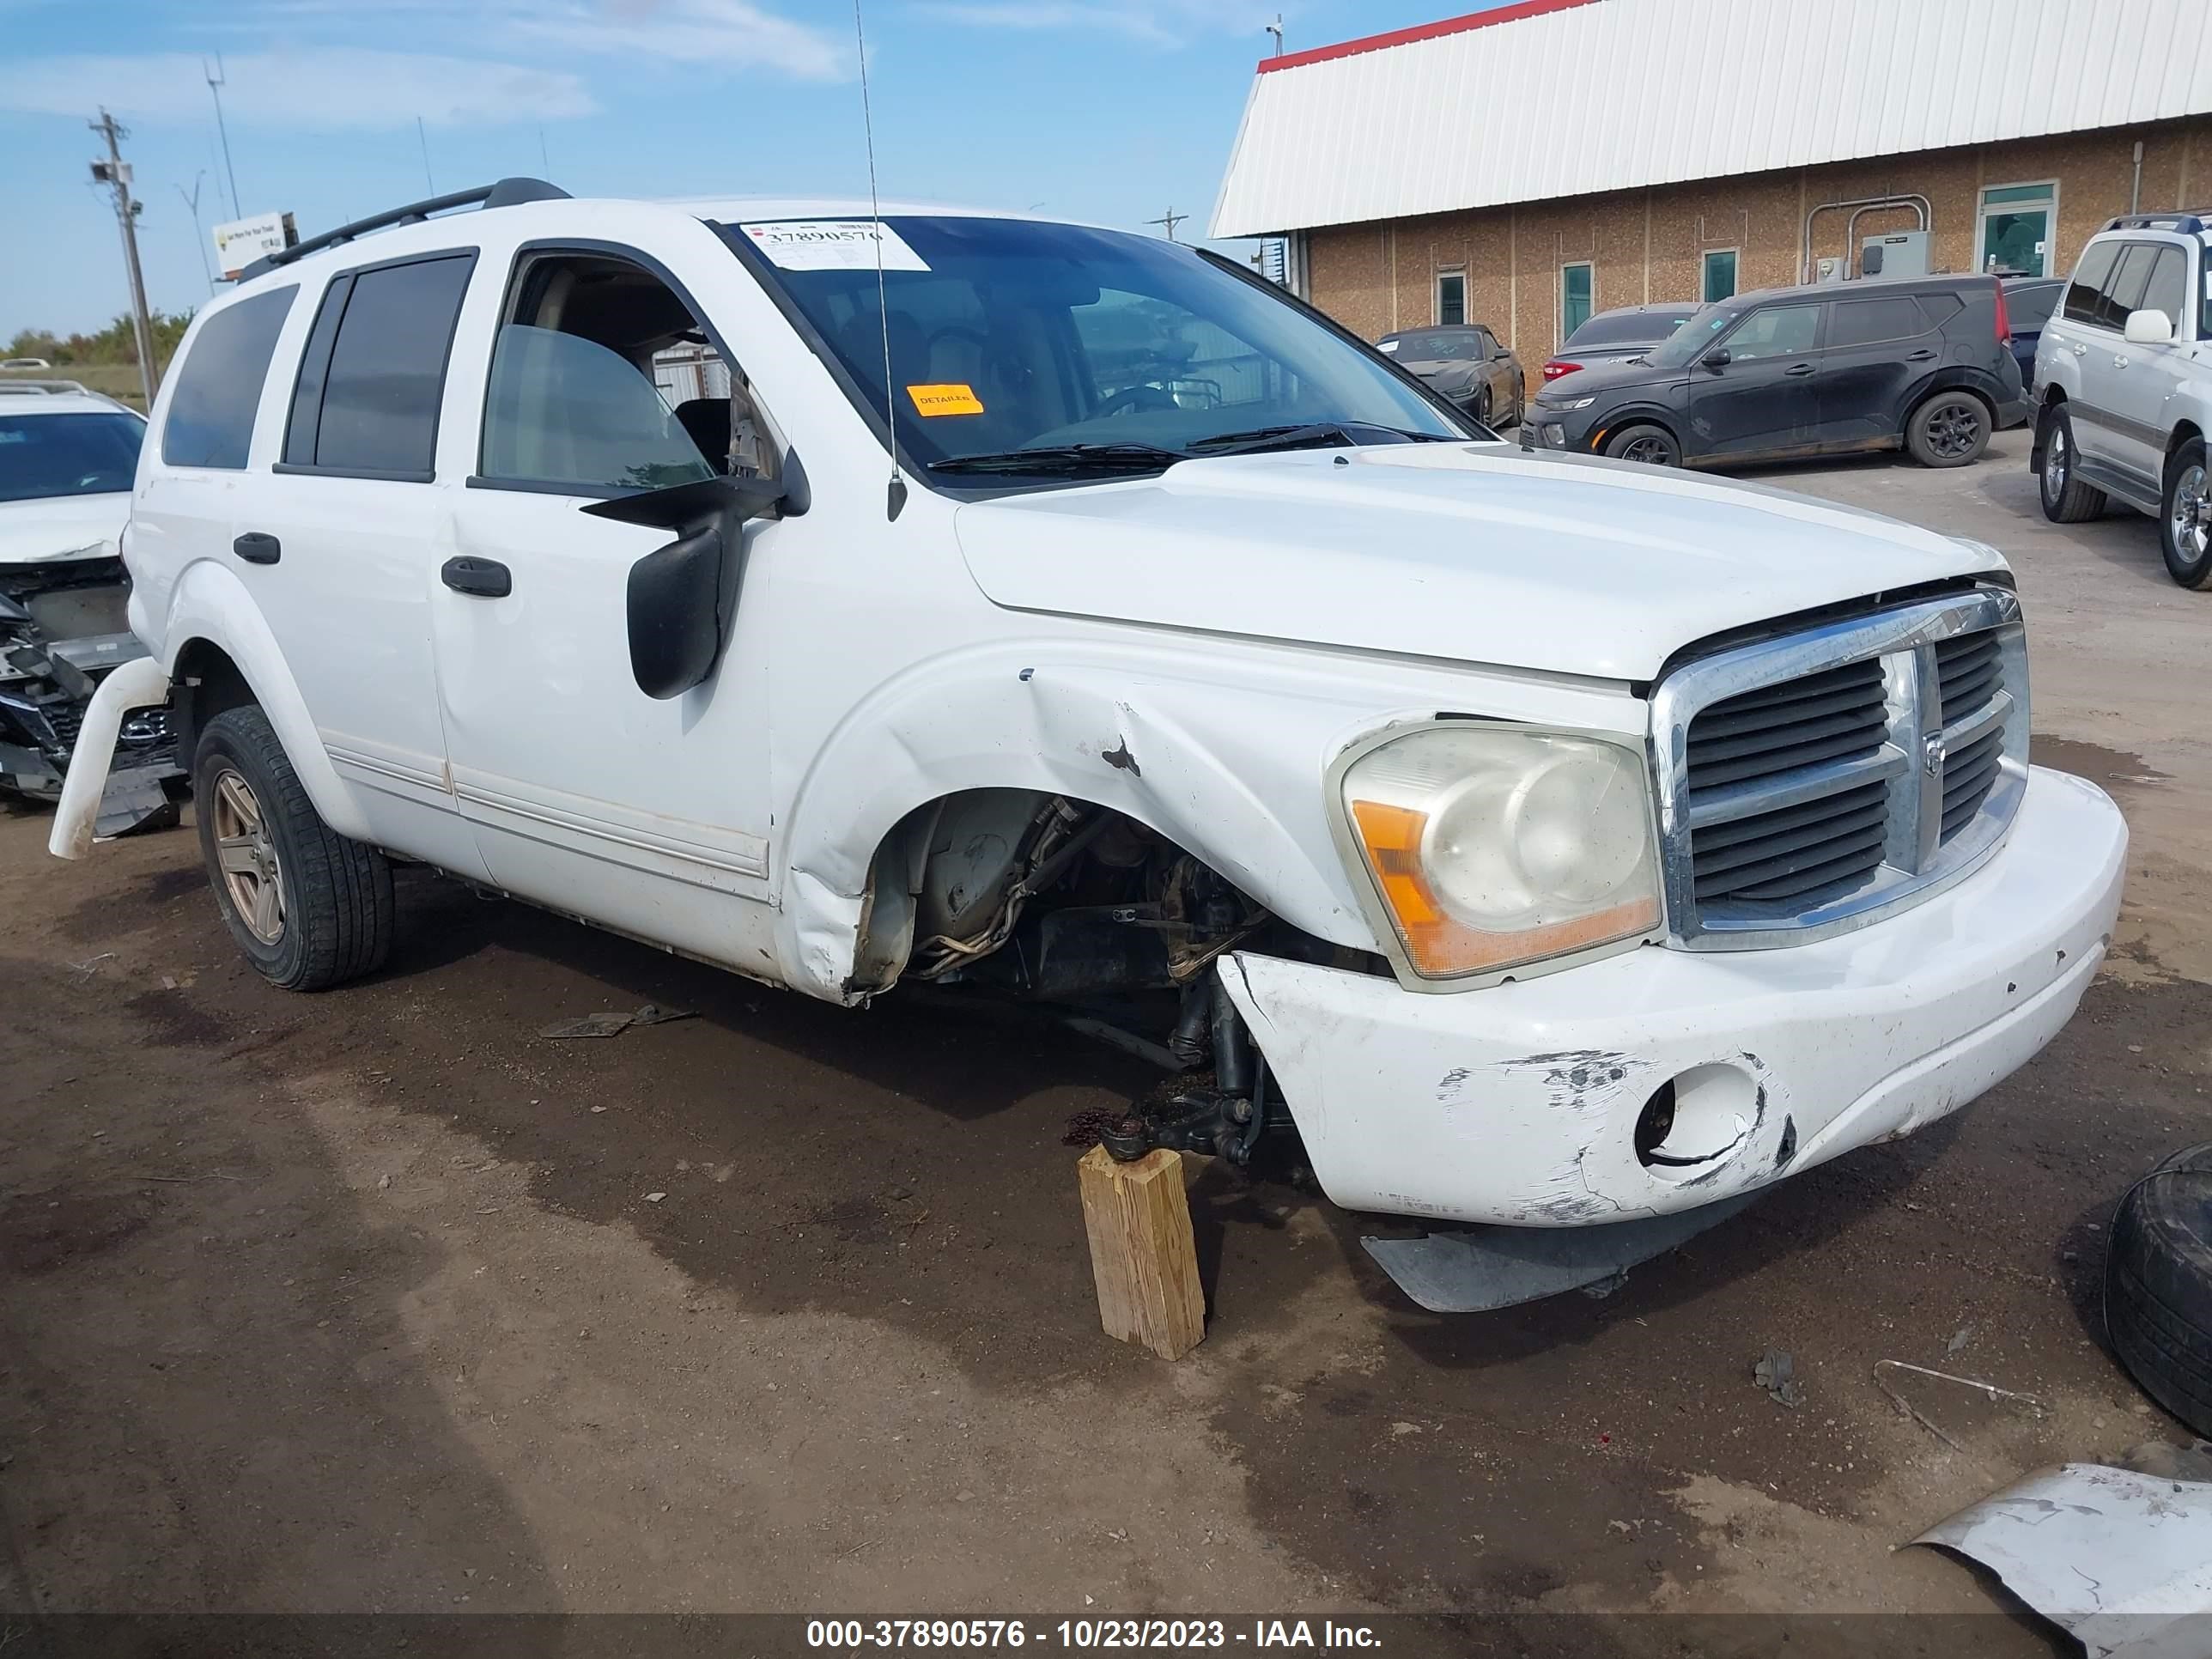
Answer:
927;443;1188;476
1185;422;1459;456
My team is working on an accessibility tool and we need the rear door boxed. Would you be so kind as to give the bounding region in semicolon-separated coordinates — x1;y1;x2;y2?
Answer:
241;248;491;877
1814;291;1937;448
1685;300;1823;460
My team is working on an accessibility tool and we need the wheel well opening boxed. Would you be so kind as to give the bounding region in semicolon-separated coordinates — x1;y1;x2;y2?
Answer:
851;788;1375;1001
171;639;256;767
2171;422;2204;462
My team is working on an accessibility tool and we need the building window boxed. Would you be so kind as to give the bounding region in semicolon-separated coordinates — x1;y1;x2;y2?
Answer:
1703;249;1738;303
1436;269;1466;326
1979;181;2057;277
1560;262;1592;339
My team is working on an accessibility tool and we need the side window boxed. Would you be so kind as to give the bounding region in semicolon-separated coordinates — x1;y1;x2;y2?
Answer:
2063;242;2122;326
2101;244;2158;330
284;253;475;478
477;251;726;494
160;286;297;469
1827;296;1925;349
1721;303;1820;360
2138;246;2189;331
1474;326;1501;359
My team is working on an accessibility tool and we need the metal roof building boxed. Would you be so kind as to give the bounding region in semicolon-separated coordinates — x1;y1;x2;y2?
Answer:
1212;0;2212;357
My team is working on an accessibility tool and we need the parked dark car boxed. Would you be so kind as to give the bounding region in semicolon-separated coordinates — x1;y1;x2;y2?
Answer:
1376;325;1523;426
1542;301;1699;384
2002;275;2063;390
1520;274;2028;470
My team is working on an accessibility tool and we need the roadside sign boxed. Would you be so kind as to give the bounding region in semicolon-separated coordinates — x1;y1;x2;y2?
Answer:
213;211;297;280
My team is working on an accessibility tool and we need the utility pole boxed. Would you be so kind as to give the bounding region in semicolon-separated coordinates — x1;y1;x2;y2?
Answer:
205;54;240;216
1146;207;1188;243
177;172;216;293
90;109;160;407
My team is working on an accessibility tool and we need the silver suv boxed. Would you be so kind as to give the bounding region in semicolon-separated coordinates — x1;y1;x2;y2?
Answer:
2031;211;2212;586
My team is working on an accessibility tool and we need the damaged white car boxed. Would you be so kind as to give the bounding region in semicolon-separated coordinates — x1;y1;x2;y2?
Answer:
1;381;180;831
53;182;2126;1307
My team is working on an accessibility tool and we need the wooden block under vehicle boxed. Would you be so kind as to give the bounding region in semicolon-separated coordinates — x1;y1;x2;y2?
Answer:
1077;1145;1206;1361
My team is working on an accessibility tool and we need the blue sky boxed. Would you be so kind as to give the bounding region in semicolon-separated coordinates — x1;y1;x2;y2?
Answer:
1;0;1503;340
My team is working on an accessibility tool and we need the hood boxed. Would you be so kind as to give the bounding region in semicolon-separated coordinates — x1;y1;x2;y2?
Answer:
1534;356;1673;403
1402;359;1480;389
954;443;2004;682
0;493;128;567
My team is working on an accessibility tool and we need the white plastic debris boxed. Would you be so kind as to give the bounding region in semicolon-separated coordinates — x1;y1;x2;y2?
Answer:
1915;1462;2212;1658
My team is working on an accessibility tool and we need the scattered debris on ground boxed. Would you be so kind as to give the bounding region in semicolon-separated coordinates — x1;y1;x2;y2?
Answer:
1915;1451;2212;1657
1753;1348;1802;1407
539;1004;696;1040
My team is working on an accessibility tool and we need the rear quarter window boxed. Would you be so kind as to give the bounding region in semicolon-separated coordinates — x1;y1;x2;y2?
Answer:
1828;295;1925;348
160;286;298;469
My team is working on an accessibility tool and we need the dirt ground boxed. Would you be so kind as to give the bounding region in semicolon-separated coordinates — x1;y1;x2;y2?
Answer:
3;430;2207;1650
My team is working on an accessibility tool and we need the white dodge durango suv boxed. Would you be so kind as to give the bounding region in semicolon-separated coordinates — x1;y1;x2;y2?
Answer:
53;179;2125;1303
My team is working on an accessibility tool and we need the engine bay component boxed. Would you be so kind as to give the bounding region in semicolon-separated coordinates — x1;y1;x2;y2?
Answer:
0;557;180;832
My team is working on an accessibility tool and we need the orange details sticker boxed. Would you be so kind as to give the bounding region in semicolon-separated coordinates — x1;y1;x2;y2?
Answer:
907;383;985;416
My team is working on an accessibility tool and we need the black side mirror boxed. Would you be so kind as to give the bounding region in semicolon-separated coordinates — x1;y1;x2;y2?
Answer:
1700;348;1731;370
582;473;787;699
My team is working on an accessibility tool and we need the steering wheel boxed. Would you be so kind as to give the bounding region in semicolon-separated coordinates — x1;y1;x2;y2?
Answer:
1093;382;1176;417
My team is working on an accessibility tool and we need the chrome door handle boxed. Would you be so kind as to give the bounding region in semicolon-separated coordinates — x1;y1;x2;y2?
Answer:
2114;356;2130;368
2073;343;2087;355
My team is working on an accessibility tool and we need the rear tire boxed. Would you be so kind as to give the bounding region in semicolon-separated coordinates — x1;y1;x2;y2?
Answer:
1906;391;1990;467
2160;438;2211;590
193;705;394;991
1603;422;1679;466
2106;1142;2212;1438
2037;403;2107;522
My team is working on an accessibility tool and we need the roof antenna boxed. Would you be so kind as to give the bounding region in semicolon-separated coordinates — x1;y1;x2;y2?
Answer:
853;0;906;522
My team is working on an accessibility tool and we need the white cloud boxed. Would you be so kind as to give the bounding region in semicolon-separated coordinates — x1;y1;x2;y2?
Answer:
516;0;852;82
0;47;598;129
912;0;1278;46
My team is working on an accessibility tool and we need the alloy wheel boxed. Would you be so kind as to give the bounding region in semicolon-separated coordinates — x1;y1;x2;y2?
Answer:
210;768;286;945
1620;435;1674;465
1927;403;1984;460
2173;463;2211;566
2045;422;2069;498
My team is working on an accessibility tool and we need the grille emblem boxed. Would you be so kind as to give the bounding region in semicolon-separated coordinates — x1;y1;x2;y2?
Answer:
1922;732;1947;778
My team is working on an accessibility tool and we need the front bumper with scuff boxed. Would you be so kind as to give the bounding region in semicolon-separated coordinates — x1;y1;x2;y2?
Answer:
1221;766;2125;1227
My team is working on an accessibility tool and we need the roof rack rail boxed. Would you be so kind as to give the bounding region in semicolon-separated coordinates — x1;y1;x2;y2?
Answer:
240;177;570;280
2101;210;2209;234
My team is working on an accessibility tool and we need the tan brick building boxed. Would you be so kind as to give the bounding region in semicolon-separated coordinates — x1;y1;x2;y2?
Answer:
1212;0;2212;362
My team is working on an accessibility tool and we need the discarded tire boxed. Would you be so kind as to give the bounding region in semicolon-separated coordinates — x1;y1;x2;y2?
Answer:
2106;1143;2212;1439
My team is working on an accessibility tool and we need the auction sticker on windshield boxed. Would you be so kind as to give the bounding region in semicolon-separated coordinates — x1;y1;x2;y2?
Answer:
739;221;929;272
907;384;984;416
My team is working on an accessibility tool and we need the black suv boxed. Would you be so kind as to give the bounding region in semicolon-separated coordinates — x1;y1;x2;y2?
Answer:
1521;275;2027;470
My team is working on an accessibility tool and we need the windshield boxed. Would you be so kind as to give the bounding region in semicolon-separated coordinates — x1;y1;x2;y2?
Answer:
722;216;1463;480
1644;301;1750;368
1564;310;1694;350
0;410;145;503
1381;328;1482;361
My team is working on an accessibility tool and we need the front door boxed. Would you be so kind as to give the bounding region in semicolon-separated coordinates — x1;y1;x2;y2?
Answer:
1685;301;1823;460
429;244;783;973
2101;242;2193;487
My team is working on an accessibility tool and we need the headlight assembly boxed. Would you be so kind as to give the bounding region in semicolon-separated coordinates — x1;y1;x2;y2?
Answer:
1339;725;1662;981
1550;394;1597;410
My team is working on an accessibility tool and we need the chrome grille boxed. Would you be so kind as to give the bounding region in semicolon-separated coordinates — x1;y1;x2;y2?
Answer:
1651;588;2028;949
1686;659;1890;908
